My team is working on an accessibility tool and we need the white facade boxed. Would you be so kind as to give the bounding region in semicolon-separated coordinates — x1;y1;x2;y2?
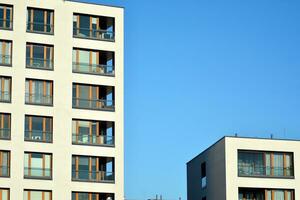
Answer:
187;136;300;200
0;0;124;199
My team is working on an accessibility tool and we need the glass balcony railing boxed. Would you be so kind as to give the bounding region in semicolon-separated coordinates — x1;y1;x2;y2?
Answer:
0;54;12;65
72;62;114;76
24;130;52;143
72;170;114;182
27;22;54;34
0;91;11;102
72;98;114;111
0;19;13;30
73;28;115;41
25;93;53;106
0;166;9;177
24;167;51;179
26;57;53;70
238;164;294;177
0;128;10;139
72;134;114;146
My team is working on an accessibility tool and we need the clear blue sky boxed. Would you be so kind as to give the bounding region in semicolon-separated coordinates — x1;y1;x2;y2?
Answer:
85;0;300;199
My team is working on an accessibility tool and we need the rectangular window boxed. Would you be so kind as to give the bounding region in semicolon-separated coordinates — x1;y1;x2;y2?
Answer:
72;155;114;182
24;190;52;200
0;188;9;200
24;152;52;179
72;48;115;76
72;192;114;200
25;115;52;143
0;5;13;30
239;188;294;200
72;83;114;111
201;162;207;188
73;14;115;41
25;79;53;105
27;8;54;34
0;151;10;177
72;119;114;146
0;76;11;102
0;113;10;139
238;150;294;178
26;43;53;70
0;40;12;66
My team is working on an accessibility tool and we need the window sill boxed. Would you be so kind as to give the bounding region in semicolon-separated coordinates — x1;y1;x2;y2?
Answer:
238;174;295;179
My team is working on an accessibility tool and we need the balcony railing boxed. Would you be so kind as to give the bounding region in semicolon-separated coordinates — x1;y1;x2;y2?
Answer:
0;128;10;139
72;134;114;146
25;93;53;106
72;62;114;76
0;54;12;65
24;167;52;179
0;166;9;177
0;91;11;102
72;170;114;182
238;164;294;177
72;98;114;111
24;130;52;143
27;22;54;34
73;27;115;41
26;57;53;70
0;19;13;30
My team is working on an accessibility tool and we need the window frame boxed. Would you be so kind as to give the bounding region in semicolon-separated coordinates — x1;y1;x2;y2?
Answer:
0;188;10;200
24;152;53;180
26;43;54;70
72;191;115;200
0;113;10;140
25;78;53;106
0;76;11;103
25;115;53;143
0;150;10;177
0;4;13;30
24;189;52;200
0;40;12;66
27;7;54;35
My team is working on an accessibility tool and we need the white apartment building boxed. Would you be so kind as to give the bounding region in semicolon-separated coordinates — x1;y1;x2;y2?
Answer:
187;136;300;200
0;0;124;199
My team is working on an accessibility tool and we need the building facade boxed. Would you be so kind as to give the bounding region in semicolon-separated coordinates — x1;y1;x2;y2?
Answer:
0;0;124;199
187;136;300;200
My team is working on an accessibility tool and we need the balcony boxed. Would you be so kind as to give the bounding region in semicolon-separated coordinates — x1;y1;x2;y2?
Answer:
25;93;53;106
0;128;10;140
72;134;114;146
24;167;52;179
0;166;9;177
238;164;294;178
0;91;10;103
26;57;53;70
72;98;114;111
73;62;114;76
25;130;52;143
72;170;114;182
73;28;114;41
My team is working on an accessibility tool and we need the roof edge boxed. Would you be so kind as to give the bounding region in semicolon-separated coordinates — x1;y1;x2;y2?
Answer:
65;0;125;9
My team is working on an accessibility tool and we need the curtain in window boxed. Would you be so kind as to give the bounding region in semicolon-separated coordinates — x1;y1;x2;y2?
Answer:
273;153;284;176
274;190;284;200
0;189;9;200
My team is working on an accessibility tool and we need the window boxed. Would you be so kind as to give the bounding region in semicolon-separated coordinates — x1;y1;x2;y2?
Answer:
0;5;13;30
25;115;52;143
201;162;206;188
27;8;54;34
0;40;12;66
238;150;294;177
72;119;114;146
0;151;10;177
72;83;114;111
24;152;52;179
26;43;53;70
72;155;114;182
239;188;294;200
0;188;9;200
0;113;10;140
73;48;115;76
0;76;11;102
73;14;115;41
72;192;114;200
24;190;52;200
25;79;53;105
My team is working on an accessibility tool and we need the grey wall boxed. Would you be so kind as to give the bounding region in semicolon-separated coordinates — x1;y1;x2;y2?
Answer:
187;138;226;200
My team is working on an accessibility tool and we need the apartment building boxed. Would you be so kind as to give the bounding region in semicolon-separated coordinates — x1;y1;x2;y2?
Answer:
187;136;300;200
0;0;124;199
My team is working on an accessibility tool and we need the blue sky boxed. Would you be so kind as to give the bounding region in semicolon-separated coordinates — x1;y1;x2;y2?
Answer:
84;0;300;199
